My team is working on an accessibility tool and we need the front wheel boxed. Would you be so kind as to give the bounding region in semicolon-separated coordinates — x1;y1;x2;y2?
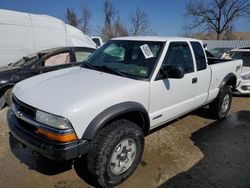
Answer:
209;86;232;119
85;119;144;187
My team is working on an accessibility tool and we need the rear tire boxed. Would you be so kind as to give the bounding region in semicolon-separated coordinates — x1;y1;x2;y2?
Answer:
209;86;232;119
85;119;144;187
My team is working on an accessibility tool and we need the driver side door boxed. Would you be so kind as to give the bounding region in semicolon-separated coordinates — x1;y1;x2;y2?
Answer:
149;41;197;128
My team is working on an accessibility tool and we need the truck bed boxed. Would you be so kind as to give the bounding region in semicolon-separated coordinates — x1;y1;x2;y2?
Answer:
207;57;232;65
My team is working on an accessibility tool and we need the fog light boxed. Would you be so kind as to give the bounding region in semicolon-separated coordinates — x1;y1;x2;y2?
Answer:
241;86;250;91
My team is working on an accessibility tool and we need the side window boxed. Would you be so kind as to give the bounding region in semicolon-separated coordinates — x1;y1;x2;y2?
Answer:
163;42;194;73
191;42;207;71
75;51;92;62
44;52;70;67
243;52;250;67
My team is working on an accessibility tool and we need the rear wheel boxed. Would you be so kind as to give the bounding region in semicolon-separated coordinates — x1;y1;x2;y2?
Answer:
85;119;144;187
209;86;232;119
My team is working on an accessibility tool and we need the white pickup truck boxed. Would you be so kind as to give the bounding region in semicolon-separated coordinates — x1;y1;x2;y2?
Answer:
8;37;242;187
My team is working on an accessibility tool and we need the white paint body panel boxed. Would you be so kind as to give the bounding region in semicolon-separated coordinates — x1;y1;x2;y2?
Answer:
149;72;196;128
207;60;242;101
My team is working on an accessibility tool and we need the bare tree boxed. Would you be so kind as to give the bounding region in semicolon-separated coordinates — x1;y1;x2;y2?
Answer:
66;8;79;28
103;0;116;28
81;4;91;34
114;17;128;37
101;0;128;41
185;0;250;40
102;0;115;40
129;8;151;36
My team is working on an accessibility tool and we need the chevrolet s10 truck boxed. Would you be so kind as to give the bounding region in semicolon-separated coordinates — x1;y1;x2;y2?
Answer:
8;37;242;187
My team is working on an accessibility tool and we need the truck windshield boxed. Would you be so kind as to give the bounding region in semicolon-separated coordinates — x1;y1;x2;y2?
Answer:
85;40;163;79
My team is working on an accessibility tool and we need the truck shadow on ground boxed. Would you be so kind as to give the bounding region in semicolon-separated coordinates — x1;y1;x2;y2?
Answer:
9;135;72;175
159;110;250;188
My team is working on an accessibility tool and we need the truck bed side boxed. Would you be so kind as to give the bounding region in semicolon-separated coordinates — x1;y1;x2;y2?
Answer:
206;59;242;103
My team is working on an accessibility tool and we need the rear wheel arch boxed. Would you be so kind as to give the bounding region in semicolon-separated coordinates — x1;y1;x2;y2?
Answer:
219;73;237;90
82;102;150;140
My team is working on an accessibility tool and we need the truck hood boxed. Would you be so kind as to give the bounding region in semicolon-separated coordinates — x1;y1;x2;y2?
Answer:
13;67;149;137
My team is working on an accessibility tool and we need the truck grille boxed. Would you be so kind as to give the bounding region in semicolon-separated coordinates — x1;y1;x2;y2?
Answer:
11;95;37;133
12;95;36;118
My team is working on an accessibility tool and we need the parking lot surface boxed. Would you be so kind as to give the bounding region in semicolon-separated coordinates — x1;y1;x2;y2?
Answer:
0;96;249;188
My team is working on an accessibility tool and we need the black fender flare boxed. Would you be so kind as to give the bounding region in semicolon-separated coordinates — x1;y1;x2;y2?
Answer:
0;83;15;97
219;73;237;89
82;102;150;140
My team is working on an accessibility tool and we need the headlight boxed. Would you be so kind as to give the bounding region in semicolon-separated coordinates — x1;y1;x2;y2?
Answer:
241;74;250;80
36;110;72;130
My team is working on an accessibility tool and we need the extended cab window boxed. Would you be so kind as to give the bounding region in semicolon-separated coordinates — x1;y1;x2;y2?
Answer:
191;42;207;71
162;42;194;73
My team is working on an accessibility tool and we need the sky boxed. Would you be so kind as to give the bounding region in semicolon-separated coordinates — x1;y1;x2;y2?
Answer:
0;0;249;36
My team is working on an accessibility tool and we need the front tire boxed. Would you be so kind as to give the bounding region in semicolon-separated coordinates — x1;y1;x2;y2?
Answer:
209;86;232;119
85;119;144;187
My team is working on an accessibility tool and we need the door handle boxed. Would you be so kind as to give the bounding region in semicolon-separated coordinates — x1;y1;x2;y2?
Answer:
192;77;198;84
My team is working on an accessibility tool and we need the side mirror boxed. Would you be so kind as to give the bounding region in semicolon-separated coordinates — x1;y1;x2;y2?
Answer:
161;64;185;79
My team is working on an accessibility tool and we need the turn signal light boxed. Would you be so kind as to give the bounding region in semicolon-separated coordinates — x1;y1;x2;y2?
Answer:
37;128;77;142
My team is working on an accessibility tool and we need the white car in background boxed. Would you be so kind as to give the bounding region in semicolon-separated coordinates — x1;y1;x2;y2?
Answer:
230;48;250;94
91;36;104;48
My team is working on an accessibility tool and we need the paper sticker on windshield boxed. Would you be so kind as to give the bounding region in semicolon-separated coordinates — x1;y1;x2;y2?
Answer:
140;44;154;59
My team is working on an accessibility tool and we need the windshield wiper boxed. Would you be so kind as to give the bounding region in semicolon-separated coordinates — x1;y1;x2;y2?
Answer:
94;65;128;77
81;63;128;77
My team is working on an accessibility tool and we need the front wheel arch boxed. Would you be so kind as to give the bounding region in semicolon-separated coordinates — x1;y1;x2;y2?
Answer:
82;102;150;140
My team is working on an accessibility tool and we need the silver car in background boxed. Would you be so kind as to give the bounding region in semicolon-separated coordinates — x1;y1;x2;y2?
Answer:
230;48;250;94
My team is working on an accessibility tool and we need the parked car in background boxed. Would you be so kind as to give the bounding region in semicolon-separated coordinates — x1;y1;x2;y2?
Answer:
209;47;232;58
205;50;215;58
0;46;95;108
230;48;250;94
91;36;104;48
